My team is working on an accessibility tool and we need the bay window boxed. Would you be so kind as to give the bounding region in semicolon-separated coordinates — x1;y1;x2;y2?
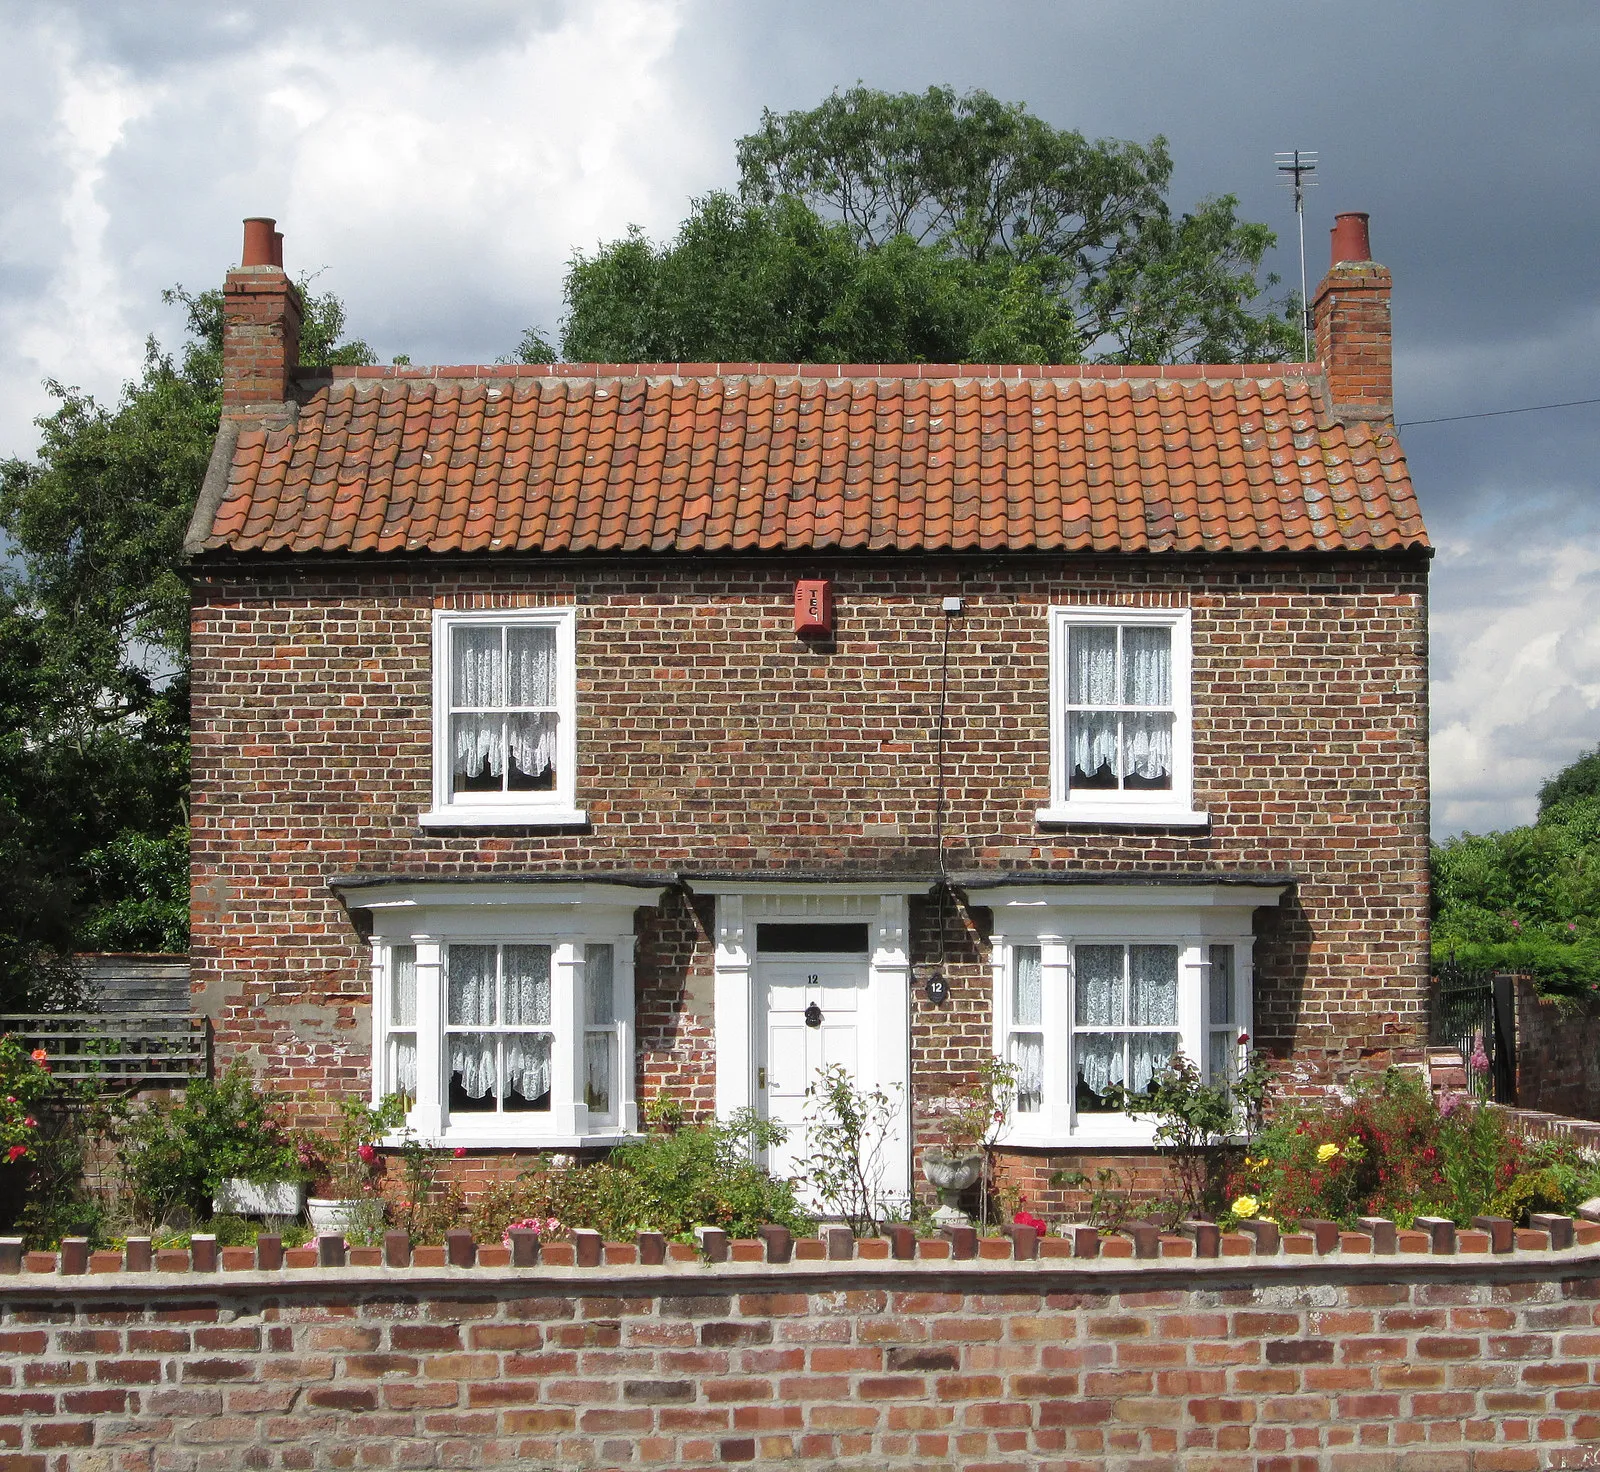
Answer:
977;881;1281;1146
347;880;665;1147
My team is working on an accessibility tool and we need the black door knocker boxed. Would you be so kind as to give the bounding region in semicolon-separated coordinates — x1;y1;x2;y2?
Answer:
804;1001;824;1028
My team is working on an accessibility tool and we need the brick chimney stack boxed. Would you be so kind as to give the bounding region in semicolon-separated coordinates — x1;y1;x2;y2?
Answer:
221;217;302;424
1311;211;1393;424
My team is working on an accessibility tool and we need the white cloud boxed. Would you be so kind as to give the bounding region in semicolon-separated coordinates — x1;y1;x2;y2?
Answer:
0;0;713;453
0;15;158;448
1431;528;1600;836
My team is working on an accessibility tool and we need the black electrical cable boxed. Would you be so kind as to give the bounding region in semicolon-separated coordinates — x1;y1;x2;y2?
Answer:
931;603;956;971
1398;395;1600;429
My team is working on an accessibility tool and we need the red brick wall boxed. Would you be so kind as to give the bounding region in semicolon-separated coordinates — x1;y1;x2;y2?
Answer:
7;1252;1598;1468
1313;262;1394;421
189;554;1430;1156
1517;978;1600;1122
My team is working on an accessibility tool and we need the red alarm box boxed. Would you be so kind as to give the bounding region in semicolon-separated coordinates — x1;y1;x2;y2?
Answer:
794;579;833;637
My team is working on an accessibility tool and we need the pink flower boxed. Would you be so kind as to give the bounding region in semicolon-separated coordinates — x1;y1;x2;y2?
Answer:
6;1146;25;1163
357;1143;377;1165
1569;922;1579;933
29;1050;45;1064
22;1118;34;1130
453;1147;467;1158
1470;1043;1490;1073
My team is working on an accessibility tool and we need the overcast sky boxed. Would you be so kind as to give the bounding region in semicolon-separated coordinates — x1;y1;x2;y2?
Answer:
2;0;1595;837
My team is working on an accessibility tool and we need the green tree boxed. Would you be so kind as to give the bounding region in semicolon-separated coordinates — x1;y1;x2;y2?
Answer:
537;86;1300;367
1432;746;1600;996
0;282;377;999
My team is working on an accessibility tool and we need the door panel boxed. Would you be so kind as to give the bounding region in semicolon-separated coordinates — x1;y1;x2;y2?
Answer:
760;958;867;1193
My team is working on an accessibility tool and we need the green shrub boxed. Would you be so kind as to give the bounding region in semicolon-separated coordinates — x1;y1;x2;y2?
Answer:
457;1112;812;1245
116;1063;300;1224
1228;1069;1600;1229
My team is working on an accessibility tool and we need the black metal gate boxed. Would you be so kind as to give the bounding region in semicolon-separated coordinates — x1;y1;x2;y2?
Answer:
1429;959;1517;1104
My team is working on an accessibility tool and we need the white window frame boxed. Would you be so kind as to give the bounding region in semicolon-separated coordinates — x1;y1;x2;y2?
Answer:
421;607;585;827
975;882;1280;1148
1036;605;1207;828
355;881;662;1148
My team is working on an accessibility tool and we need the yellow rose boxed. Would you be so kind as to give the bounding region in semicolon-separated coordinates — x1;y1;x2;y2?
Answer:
1231;1196;1259;1219
1316;1142;1340;1163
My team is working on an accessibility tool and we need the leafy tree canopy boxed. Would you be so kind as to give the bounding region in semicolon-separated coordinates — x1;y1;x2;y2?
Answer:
0;282;376;1002
538;86;1300;367
1433;747;1600;997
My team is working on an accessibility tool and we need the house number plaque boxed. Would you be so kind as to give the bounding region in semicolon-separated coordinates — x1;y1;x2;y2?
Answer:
924;973;949;1005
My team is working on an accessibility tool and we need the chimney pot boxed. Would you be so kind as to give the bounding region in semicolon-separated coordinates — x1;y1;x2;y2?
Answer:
241;217;277;269
1312;210;1392;423
223;217;301;423
1329;211;1372;267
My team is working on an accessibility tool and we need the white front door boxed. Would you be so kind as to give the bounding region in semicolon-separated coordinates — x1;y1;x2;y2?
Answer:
760;958;869;1191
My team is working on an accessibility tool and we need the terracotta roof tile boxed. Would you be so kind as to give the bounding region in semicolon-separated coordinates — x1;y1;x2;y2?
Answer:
205;365;1429;557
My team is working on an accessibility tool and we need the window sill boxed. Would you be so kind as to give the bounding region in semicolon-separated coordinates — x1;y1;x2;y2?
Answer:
419;805;588;829
383;1131;639;1152
1035;803;1209;829
1001;1135;1162;1152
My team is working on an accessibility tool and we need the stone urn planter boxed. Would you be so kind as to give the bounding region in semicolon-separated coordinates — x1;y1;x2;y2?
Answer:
306;1197;367;1234
213;1178;306;1219
922;1149;984;1227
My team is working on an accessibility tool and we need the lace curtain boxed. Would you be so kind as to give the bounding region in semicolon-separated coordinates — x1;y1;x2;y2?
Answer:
1011;946;1043;1114
1067;624;1173;786
451;624;559;785
389;946;418;1096
1130;945;1178;1025
1074;945;1179;1097
1013;947;1042;1027
585;944;614;1026
1075;945;1123;1026
446;945;552;1104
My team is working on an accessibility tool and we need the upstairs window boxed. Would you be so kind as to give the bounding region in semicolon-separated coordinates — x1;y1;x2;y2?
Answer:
425;609;583;826
1040;608;1203;827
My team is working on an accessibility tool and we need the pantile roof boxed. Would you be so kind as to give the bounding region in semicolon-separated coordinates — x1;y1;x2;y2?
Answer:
196;362;1429;557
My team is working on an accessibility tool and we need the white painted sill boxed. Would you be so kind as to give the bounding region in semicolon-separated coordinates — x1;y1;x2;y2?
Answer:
382;1131;641;1152
1001;1122;1161;1151
419;806;588;829
1035;804;1209;829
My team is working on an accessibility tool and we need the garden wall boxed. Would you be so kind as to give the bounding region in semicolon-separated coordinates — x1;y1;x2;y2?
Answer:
6;1220;1600;1470
1517;976;1600;1122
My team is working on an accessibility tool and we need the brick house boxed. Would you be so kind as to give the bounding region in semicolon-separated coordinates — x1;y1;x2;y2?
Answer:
184;212;1429;1212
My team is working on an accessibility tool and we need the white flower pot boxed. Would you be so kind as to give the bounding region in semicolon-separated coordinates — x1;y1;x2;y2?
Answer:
306;1197;367;1233
213;1179;306;1218
922;1150;984;1227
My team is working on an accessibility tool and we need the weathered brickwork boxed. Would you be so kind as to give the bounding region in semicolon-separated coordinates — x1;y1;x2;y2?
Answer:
1516;978;1600;1122
189;552;1429;1175
6;1253;1599;1470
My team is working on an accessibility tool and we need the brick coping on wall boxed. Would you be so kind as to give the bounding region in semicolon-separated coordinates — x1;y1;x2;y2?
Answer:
11;1214;1600;1284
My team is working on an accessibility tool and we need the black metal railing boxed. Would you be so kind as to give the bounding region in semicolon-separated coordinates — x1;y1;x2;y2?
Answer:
1429;960;1516;1104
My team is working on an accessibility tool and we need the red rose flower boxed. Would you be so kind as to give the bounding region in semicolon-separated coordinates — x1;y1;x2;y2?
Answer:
453;1147;467;1158
6;1146;25;1163
357;1143;377;1165
1013;1210;1048;1233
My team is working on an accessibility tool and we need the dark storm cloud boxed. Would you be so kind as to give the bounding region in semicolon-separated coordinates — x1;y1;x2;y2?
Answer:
1;0;1595;832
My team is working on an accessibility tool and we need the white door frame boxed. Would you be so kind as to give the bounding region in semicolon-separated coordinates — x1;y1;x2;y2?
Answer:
700;882;919;1205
